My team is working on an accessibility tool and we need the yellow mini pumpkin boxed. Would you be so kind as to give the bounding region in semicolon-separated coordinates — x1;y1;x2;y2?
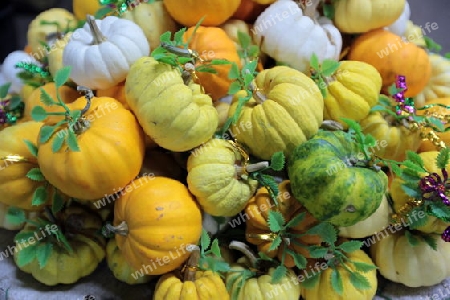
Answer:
125;56;219;152
334;0;405;33
186;139;259;217
228;66;324;160
106;238;154;285
154;249;229;299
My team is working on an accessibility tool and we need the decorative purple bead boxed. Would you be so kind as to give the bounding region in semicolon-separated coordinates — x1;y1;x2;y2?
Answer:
442;227;450;242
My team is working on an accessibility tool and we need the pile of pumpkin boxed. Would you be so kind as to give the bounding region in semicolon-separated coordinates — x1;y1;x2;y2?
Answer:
0;0;450;299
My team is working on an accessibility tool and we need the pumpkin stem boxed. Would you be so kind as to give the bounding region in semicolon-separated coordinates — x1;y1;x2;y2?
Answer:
299;0;320;19
229;241;259;269
235;161;269;177
320;120;344;131
183;247;200;282
86;15;107;45
72;86;93;134
104;221;129;236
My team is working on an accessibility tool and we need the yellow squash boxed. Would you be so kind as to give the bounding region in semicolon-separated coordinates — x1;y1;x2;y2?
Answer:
125;57;219;152
228;66;324;160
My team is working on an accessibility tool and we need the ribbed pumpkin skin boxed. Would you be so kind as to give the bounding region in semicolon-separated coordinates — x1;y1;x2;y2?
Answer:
186;139;258;217
106;238;154;285
154;270;229;299
245;181;321;268
97;81;129;110
301;250;377;300
121;2;177;51
370;232;450;287
359;112;422;161
184;26;241;101
163;0;240;27
287;130;388;227
23;83;80;124
0;121;49;210
228;66;324;160
125;57;219;152
37;97;145;200
348;29;431;98
390;151;450;234
415;55;450;109
114;177;202;275
334;0;405;33
323;61;382;126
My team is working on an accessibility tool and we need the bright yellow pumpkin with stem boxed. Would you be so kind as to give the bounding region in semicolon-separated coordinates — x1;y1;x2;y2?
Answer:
334;0;405;33
228;66;324;160
390;151;450;234
125;56;219;152
320;61;382;127
415;55;450;109
154;249;229;299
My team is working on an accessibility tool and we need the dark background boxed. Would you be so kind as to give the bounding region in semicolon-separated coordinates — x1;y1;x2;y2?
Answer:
1;0;449;61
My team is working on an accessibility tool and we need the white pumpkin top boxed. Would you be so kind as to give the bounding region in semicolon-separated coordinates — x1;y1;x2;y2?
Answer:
63;15;150;90
253;0;342;73
386;1;411;37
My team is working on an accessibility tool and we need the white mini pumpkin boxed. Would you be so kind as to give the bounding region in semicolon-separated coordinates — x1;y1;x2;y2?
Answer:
2;51;40;94
386;1;410;37
62;15;149;90
253;0;342;73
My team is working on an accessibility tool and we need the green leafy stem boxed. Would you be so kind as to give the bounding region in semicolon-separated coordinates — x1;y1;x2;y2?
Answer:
309;53;341;99
31;66;92;153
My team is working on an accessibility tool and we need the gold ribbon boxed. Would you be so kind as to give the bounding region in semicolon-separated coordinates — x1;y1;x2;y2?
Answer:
246;233;277;241
227;139;250;177
0;155;29;163
390;197;424;225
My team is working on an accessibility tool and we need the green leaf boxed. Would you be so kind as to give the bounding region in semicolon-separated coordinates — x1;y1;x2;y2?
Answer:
363;134;376;148
248;45;260;59
52;134;65;152
270;151;285;171
54;66;71;88
186;16;205;46
14;231;36;244
210;59;231;65
388;84;403;96
337;240;363;253
243;60;258;76
290;250;307;269
308;246;329;259
94;6;114;18
406;208;429;229
300;270;321;289
237;31;251;50
31;106;48;121
178;57;193;65
323;3;335;20
321;60;340;77
228;63;240;80
349;271;372;291
195;66;218;74
436;147;450;169
228;81;242;95
7;96;22;111
31;186;48;206
310;53;320;71
428;116;445;132
445;52;450;59
52;190;65;215
406;151;425;169
0;82;11;98
369;105;389;113
243;73;254;87
54;229;74;254
40;88;56;106
424;36;442;52
66;130;80;152
330;269;344;295
6;207;26;226
173;27;187;46
200;229;211;253
352;261;378;273
307;222;337;246
209;259;230;273
210;239;221;257
23;139;38;157
427;202;450;222
268;235;282;251
405;230;420;247
403;160;427;174
271;265;287;284
39;125;57;144
286;212;306;229
400;183;421;199
36;243;53;269
258;174;280;202
267;211;285;232
421;234;438;250
389;163;403;177
15;242;38;267
159;31;172;43
26;168;46;181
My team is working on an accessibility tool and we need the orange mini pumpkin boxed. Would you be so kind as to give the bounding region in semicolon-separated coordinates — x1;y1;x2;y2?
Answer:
348;28;431;97
37;96;145;200
96;81;129;110
23;82;80;124
111;176;203;275
232;0;267;23
245;180;322;268
183;26;241;101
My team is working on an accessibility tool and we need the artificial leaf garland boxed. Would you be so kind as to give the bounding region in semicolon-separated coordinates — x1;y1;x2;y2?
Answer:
0;83;24;127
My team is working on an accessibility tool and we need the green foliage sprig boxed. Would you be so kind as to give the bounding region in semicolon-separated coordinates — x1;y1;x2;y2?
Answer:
309;53;340;99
